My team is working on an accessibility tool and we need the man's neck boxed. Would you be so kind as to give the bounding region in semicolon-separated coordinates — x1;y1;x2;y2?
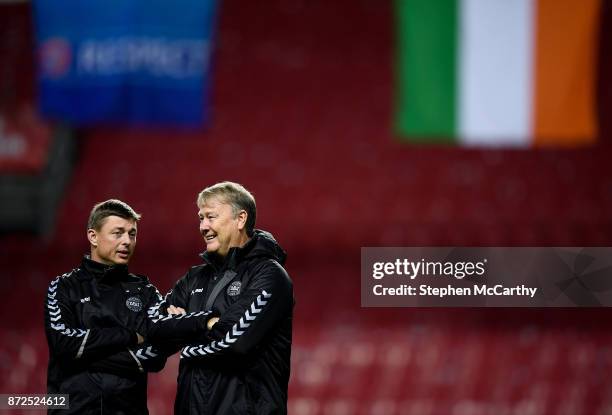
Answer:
231;232;250;252
216;234;251;261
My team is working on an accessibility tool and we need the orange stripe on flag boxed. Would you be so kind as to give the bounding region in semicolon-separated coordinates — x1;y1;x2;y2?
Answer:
533;0;601;146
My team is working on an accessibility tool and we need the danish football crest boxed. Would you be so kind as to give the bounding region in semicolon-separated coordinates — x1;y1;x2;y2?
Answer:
126;296;143;312
227;281;242;296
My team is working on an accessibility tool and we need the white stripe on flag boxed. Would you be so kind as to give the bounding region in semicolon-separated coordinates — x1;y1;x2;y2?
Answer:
458;0;535;146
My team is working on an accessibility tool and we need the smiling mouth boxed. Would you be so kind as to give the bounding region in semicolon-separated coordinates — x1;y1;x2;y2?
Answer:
205;234;216;242
117;251;130;256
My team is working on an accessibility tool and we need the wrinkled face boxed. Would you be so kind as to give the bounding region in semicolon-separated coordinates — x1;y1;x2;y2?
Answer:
88;215;137;265
198;197;245;257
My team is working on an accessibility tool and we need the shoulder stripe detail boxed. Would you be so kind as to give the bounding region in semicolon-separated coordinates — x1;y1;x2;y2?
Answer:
46;276;88;339
135;345;159;361
146;289;172;321
151;310;211;323
180;290;272;359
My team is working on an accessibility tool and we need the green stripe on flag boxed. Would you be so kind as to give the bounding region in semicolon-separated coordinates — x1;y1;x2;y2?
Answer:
394;0;457;142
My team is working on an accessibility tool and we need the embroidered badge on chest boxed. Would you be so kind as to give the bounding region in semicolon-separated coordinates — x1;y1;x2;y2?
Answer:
126;296;143;312
227;281;242;297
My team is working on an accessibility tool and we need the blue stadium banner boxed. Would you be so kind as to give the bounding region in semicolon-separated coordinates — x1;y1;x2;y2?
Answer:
33;0;217;126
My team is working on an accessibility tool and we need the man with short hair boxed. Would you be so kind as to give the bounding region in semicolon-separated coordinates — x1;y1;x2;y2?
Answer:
147;181;294;414
45;199;167;414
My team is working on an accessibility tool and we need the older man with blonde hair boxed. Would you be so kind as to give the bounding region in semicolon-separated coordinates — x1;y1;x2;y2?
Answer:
148;181;294;414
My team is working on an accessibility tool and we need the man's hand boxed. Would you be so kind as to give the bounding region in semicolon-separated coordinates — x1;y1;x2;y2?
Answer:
167;305;186;315
136;332;145;344
207;317;219;331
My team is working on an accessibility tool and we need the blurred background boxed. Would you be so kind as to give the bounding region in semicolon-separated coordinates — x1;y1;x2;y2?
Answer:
1;0;612;414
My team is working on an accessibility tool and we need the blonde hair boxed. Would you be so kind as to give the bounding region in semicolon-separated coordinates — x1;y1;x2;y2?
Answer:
197;181;256;236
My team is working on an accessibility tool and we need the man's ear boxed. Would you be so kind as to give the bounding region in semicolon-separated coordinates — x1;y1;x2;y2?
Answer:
236;210;247;231
87;228;98;247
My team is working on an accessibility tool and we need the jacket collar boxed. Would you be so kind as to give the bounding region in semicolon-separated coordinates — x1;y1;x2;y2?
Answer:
198;229;287;270
80;255;130;284
199;237;254;272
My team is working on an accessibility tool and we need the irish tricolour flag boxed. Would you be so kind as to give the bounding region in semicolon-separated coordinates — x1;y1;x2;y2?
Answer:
395;0;601;147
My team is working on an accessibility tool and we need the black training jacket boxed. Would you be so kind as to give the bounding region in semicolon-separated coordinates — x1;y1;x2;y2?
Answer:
44;256;168;415
146;230;294;415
